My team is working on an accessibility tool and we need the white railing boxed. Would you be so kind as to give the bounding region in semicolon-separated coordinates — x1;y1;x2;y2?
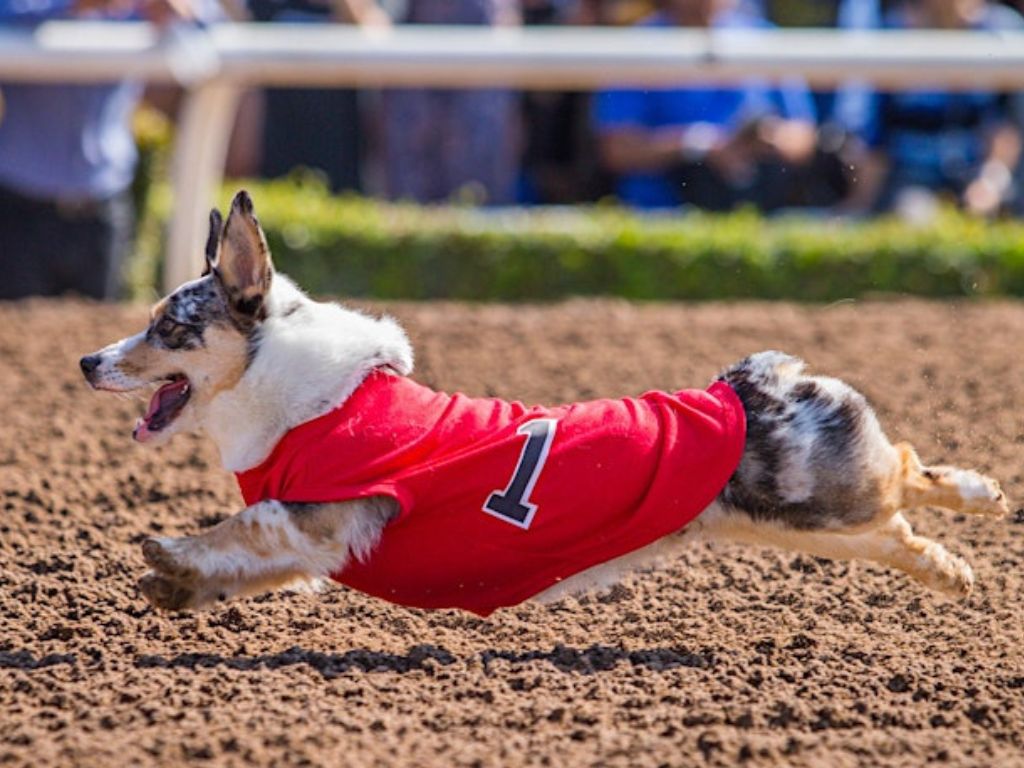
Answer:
2;22;1024;288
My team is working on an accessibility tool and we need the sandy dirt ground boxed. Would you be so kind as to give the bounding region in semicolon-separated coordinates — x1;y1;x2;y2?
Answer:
1;297;1023;768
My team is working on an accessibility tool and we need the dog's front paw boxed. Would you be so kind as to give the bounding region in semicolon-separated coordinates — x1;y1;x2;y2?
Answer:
139;571;197;611
142;537;198;578
140;537;201;611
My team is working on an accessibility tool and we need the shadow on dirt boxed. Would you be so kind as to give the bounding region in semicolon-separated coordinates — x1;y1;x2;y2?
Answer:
0;650;78;670
135;644;457;678
129;643;716;679
480;644;715;673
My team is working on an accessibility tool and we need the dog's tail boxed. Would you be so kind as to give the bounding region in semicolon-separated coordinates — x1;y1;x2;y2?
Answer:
717;350;805;388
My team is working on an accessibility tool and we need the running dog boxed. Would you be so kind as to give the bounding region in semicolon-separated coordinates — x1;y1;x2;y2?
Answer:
80;190;1009;613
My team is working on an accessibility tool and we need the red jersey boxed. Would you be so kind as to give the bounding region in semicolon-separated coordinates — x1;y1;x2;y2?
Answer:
237;372;746;617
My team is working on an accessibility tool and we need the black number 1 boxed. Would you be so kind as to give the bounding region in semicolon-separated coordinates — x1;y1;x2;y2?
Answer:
482;419;558;529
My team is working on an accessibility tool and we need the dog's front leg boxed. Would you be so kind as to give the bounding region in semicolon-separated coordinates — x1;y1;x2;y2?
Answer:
137;497;395;610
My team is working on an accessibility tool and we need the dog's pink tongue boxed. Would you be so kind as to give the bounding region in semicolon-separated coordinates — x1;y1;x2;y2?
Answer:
133;379;188;443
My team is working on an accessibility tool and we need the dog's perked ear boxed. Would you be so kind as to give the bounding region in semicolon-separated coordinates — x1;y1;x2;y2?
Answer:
213;190;273;321
202;208;223;277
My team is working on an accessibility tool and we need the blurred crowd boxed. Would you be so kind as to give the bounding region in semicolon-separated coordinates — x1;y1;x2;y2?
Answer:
228;0;1024;219
1;0;1024;299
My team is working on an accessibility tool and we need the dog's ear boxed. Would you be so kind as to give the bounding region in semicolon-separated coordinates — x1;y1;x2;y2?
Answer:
214;190;273;321
202;208;223;277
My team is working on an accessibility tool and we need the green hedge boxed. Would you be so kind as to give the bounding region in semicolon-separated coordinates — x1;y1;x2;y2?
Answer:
139;178;1024;301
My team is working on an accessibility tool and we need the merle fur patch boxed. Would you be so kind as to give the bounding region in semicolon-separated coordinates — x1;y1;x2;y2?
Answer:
148;279;230;350
716;352;882;530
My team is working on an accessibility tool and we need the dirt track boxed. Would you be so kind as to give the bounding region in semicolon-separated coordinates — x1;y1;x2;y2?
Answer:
1;297;1023;768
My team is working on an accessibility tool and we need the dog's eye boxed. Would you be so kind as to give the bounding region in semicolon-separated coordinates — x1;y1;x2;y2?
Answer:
150;316;203;350
155;317;180;338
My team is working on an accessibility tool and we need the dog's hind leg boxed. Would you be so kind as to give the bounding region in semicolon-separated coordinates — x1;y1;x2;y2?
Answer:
870;512;975;596
896;443;1009;519
715;352;1009;598
693;505;975;598
137;497;395;610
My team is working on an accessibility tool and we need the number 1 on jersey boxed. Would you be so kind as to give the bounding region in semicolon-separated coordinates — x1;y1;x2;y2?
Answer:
483;419;558;529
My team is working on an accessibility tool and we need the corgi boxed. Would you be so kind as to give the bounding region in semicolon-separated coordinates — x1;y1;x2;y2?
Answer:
80;190;1009;613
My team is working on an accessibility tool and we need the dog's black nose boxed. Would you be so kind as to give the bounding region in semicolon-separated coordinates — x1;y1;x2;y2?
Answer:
79;355;101;377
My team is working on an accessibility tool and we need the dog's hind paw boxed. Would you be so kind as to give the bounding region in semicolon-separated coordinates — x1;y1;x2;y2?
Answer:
928;554;975;600
952;471;1010;519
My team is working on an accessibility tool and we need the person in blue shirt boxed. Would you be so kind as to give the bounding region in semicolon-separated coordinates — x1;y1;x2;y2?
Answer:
593;0;827;211
0;0;204;299
861;0;1024;217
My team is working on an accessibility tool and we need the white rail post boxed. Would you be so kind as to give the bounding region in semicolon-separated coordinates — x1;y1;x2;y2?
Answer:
164;79;241;291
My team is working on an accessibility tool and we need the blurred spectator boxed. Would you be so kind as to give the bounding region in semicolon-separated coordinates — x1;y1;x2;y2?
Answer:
760;0;886;26
243;0;389;192
754;0;884;214
825;0;880;144
593;0;848;211
764;0;882;140
863;0;1024;217
0;0;209;300
517;0;611;204
520;90;608;204
381;0;520;204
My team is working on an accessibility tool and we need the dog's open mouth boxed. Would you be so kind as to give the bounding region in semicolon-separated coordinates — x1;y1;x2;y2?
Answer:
134;375;191;443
